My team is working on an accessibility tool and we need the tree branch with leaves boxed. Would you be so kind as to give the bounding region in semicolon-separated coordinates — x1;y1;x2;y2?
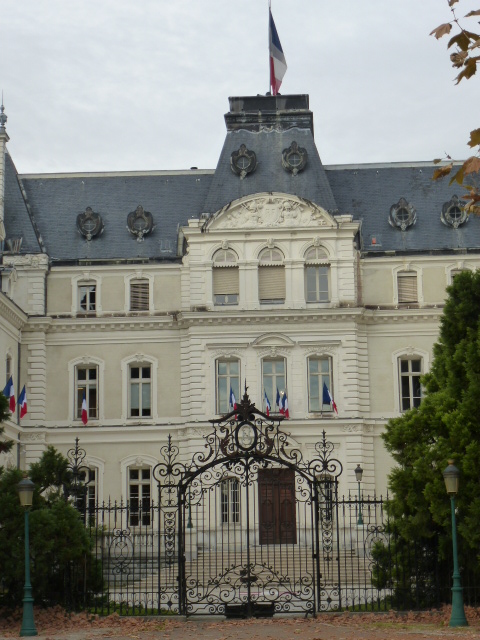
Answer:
431;0;480;213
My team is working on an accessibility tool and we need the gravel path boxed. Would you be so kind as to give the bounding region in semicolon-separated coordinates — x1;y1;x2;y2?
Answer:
1;606;480;640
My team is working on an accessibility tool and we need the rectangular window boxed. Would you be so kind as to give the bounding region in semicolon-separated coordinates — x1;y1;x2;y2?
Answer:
129;365;151;417
397;272;418;303
78;283;96;313
216;359;240;414
308;356;333;412
306;266;329;302
221;478;240;524
129;468;151;526
130;280;149;311
213;267;239;305
262;358;286;412
75;468;97;523
399;358;422;411
5;355;11;386
259;266;285;304
76;366;98;420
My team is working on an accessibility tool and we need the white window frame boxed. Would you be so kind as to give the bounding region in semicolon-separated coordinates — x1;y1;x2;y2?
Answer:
68;356;105;423
124;272;154;314
393;266;423;305
5;352;12;387
392;348;429;413
220;477;241;525
258;247;286;305
216;358;240;415
72;273;102;316
304;246;330;303
120;454;158;525
121;354;158;421
262;357;287;413
212;249;239;306
307;355;334;413
75;364;99;421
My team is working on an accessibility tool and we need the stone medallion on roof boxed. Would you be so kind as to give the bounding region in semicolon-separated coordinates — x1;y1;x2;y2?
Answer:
76;207;104;240
204;193;337;231
230;144;257;179
441;195;467;228
127;205;154;241
282;141;308;176
389;197;417;231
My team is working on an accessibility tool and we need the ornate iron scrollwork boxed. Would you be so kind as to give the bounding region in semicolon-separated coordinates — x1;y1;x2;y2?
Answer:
76;207;104;240
127;205;154;242
389;197;417;231
282;141;308;176
230;144;257;179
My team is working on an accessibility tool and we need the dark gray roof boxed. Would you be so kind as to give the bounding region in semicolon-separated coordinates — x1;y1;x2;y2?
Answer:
4;153;42;253
326;163;480;253
18;170;213;262
202;128;338;214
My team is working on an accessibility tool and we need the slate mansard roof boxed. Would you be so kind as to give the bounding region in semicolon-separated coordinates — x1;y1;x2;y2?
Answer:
3;93;480;262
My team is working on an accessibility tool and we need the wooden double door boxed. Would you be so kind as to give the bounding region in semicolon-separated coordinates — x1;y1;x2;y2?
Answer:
258;468;297;545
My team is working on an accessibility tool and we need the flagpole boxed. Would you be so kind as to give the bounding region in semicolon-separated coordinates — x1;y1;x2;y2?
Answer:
268;0;271;94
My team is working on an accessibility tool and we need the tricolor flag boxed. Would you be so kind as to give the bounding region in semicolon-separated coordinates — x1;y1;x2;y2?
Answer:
81;393;88;425
276;387;281;410
18;385;27;419
323;382;338;414
264;391;271;416
269;4;287;96
229;386;237;411
279;391;289;419
2;376;15;413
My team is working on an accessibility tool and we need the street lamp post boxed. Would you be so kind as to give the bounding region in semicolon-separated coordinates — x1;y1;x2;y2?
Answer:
354;464;363;526
17;476;38;637
443;460;468;628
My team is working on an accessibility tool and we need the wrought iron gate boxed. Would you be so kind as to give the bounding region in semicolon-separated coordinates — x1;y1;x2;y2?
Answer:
152;389;343;617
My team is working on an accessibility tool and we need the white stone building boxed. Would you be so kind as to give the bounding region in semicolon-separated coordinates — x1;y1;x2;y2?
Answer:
0;94;476;509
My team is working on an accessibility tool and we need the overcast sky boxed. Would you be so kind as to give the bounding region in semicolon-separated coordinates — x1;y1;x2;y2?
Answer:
1;0;478;173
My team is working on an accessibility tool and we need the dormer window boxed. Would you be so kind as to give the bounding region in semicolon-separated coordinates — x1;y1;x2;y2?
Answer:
441;195;467;228
389;198;417;231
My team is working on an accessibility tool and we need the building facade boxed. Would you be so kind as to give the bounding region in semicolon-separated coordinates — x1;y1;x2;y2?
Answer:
0;94;477;507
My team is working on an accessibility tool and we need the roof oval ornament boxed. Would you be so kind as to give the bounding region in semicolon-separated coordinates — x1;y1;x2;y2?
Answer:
389;197;417;231
76;207;104;241
127;205;154;242
282;141;308;176
441;195;467;229
230;144;257;179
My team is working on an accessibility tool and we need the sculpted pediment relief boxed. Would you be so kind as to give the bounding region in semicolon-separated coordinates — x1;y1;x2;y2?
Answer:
251;333;295;348
205;193;337;231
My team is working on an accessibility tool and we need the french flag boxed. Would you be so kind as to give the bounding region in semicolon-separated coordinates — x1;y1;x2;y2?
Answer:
264;391;271;416
279;391;289;419
18;385;27;419
81;393;88;425
3;377;15;413
269;4;287;96
323;382;338;414
229;386;237;411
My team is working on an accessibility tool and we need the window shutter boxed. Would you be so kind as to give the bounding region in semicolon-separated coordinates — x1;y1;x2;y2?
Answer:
397;272;418;303
213;267;239;295
259;266;285;302
130;280;149;310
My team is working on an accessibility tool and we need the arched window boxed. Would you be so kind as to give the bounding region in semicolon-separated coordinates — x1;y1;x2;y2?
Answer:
213;249;239;306
258;248;285;304
304;246;330;303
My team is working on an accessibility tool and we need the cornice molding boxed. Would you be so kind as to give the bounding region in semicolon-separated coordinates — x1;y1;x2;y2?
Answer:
0;293;27;330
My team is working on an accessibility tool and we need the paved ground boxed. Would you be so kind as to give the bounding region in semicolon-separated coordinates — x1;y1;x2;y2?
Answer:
2;607;480;640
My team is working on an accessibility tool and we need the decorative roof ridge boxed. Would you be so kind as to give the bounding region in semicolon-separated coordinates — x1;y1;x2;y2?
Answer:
324;160;465;171
18;169;215;180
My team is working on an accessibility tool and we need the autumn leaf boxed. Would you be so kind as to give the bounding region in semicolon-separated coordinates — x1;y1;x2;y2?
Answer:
464;156;480;175
448;31;471;51
448;0;459;6
433;158;443;164
430;23;452;39
465;10;480;17
468;128;480;148
433;164;453;180
455;57;478;83
449;164;465;185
